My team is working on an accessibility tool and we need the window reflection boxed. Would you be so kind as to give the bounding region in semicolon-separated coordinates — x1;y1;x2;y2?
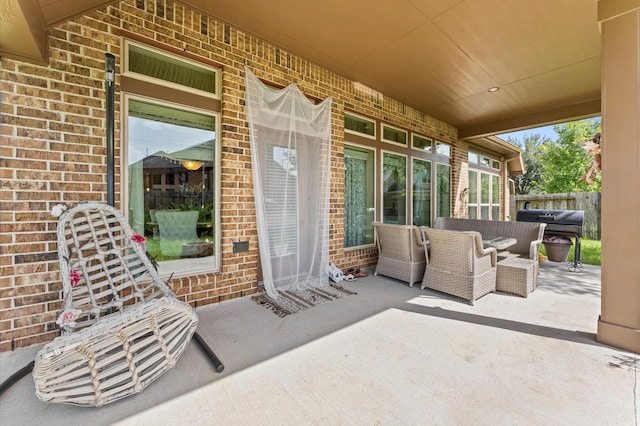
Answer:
127;99;216;272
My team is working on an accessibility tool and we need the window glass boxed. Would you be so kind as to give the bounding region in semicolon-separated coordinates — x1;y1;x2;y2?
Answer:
468;152;478;163
435;163;451;218
480;173;490;203
412;134;432;153
436;142;451;157
468;171;478;203
412;159;431;226
127;98;217;275
492;206;500;220
344;113;375;138
492;175;500;204
265;145;298;257
480;156;491;167
480;206;489;219
468;206;478;219
344;145;375;248
492;159;501;170
382;152;407;224
382;124;407;146
127;43;218;96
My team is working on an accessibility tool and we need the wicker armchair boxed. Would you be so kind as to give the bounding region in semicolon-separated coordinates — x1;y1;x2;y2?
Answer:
420;227;497;305
372;222;428;286
33;203;198;407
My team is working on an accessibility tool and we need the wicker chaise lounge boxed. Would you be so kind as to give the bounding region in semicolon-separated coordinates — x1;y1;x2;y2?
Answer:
33;203;198;407
372;221;428;287
420;227;497;305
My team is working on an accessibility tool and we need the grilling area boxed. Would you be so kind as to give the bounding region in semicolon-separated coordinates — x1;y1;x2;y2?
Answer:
517;206;586;272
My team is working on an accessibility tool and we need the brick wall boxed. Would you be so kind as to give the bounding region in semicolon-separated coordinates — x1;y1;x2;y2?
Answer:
0;0;460;351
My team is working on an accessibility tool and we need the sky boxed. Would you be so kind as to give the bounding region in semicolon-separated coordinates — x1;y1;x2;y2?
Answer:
498;117;601;144
499;125;558;143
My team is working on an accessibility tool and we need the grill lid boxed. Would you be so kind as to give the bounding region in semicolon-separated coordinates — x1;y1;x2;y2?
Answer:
516;209;584;237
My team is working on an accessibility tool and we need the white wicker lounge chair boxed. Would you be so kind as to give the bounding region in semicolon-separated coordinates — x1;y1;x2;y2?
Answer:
372;222;428;286
33;202;198;407
420;227;497;305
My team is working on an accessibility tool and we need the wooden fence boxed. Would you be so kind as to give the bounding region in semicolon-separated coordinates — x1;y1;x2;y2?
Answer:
509;192;601;240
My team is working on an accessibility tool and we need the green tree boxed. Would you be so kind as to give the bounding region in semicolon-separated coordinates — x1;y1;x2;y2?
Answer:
537;119;601;193
508;134;548;194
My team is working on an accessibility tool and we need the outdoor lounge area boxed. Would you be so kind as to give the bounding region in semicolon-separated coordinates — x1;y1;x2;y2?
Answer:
0;262;637;424
2;4;640;425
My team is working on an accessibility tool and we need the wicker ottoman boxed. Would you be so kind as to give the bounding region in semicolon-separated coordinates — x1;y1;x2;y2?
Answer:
496;257;537;297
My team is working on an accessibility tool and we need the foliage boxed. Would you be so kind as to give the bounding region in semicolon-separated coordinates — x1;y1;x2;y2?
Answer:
507;134;548;194
581;132;601;184
537;119;601;193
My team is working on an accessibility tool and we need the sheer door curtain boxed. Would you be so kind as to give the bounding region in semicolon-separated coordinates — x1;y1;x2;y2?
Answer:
245;67;333;299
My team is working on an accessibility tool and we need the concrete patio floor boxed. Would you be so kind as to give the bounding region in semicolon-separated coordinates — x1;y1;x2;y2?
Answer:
0;261;637;425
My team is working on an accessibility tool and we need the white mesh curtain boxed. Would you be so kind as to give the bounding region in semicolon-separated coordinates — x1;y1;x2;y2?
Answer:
245;67;332;299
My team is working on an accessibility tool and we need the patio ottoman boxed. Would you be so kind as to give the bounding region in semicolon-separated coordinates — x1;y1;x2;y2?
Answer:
496;257;537;297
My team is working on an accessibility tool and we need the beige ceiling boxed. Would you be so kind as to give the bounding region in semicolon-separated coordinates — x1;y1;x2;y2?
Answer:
2;0;602;139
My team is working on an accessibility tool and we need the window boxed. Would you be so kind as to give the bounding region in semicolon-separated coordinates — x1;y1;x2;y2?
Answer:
492;175;500;219
125;40;220;98
435;163;451;219
344;113;452;228
480;173;490;219
436;142;451;157
265;145;298;257
468;151;501;220
344;145;375;248
412;159;431;226
123;40;221;276
382;124;408;146
382;152;407;223
468;170;478;219
344;112;376;139
412;134;433;153
127;99;218;275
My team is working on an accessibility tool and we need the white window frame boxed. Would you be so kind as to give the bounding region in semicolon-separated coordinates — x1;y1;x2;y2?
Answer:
411;133;433;153
381;123;408;147
123;39;221;100
344;112;377;139
122;95;221;276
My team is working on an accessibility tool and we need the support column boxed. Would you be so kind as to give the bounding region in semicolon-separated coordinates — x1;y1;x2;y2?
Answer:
597;0;640;353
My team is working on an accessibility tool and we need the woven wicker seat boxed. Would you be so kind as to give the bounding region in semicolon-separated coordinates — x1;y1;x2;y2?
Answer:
33;203;198;407
420;227;497;305
372;222;428;287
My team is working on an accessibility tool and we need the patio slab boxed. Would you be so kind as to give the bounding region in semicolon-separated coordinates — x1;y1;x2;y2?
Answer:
0;261;637;425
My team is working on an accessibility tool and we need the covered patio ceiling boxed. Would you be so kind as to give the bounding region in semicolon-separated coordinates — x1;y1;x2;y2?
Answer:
1;0;601;139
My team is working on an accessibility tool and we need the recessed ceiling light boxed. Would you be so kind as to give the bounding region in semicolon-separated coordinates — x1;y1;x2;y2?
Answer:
488;86;500;93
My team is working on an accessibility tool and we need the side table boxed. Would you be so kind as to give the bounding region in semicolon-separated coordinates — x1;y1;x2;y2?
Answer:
496;257;537;297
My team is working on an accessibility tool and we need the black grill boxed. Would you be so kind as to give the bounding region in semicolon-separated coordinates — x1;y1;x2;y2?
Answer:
516;208;585;270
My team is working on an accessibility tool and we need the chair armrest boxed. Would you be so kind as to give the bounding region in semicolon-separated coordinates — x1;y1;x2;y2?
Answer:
474;235;497;265
529;238;544;259
418;226;430;263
